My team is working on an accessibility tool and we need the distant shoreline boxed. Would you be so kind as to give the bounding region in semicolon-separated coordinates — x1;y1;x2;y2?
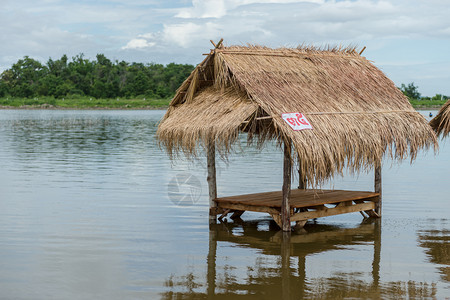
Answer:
0;105;168;110
0;104;442;111
413;105;442;110
0;97;171;110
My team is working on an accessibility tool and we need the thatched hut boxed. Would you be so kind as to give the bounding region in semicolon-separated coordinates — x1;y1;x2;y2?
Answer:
157;40;437;231
430;99;450;137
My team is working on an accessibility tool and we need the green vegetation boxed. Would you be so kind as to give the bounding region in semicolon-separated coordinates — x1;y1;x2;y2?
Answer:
0;54;194;108
0;96;170;109
399;82;448;108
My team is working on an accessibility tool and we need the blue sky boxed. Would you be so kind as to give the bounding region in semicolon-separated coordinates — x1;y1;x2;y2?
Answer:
1;0;449;96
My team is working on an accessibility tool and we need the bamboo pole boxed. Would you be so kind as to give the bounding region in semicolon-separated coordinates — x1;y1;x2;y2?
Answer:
374;162;382;216
207;141;217;224
282;141;292;231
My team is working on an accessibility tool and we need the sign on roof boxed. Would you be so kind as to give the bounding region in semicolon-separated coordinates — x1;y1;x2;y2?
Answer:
282;113;313;131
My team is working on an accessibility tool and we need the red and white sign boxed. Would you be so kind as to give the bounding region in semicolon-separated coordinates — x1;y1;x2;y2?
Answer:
282;113;313;131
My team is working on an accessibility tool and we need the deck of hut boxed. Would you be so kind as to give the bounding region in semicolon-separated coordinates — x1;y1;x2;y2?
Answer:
214;189;380;228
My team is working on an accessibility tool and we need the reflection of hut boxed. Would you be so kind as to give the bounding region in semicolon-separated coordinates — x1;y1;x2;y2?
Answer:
430;100;450;137
157;40;437;231
162;221;437;299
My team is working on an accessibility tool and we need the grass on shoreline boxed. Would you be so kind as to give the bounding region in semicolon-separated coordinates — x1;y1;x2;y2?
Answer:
0;97;447;110
408;99;448;109
0;96;171;109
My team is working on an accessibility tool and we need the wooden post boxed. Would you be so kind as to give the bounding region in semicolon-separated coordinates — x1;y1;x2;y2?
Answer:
207;141;217;224
282;141;292;232
297;153;307;189
374;162;382;216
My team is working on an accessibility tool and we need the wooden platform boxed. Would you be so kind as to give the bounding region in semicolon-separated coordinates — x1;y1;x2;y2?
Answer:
213;189;380;228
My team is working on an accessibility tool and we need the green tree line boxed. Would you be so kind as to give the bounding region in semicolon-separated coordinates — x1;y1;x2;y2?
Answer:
0;54;195;99
399;82;448;101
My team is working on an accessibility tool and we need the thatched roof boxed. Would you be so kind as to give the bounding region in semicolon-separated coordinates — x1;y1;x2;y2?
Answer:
157;43;437;185
430;99;450;138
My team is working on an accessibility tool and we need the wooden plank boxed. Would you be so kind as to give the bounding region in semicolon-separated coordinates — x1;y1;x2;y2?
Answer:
215;188;328;203
290;202;376;222
289;191;378;208
281;141;292;232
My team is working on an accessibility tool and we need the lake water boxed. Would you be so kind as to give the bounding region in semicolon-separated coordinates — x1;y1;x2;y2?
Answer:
0;109;448;299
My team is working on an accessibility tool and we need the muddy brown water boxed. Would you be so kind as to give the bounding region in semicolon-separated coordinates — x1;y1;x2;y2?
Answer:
0;109;448;299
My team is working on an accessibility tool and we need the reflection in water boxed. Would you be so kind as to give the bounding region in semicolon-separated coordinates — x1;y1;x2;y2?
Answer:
0;110;448;299
162;220;437;299
418;219;450;282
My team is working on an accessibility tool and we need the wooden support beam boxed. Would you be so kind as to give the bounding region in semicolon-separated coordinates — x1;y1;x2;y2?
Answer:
366;210;380;218
270;213;283;229
298;153;307;189
294;220;307;230
354;199;380;218
282;141;292;232
215;38;224;49
216;202;280;215
210;38;224;49
336;200;353;207
218;209;230;221
359;46;367;55
207;141;217;223
230;210;244;220
310;205;326;210
290;201;376;222
374;162;382;216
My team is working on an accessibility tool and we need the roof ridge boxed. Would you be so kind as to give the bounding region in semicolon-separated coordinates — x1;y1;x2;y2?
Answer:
215;49;364;59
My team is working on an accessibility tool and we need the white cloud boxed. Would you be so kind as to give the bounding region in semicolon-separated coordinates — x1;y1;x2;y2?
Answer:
176;0;228;18
175;0;324;19
122;38;156;50
162;22;221;47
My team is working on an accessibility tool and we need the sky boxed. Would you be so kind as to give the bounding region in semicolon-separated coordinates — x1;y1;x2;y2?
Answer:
1;0;449;96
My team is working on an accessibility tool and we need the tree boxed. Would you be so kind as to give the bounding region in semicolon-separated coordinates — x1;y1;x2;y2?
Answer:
400;82;421;100
6;56;47;97
0;54;195;99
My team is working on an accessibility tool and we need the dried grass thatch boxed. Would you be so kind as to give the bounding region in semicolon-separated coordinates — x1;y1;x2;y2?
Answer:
429;99;450;138
157;43;437;185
